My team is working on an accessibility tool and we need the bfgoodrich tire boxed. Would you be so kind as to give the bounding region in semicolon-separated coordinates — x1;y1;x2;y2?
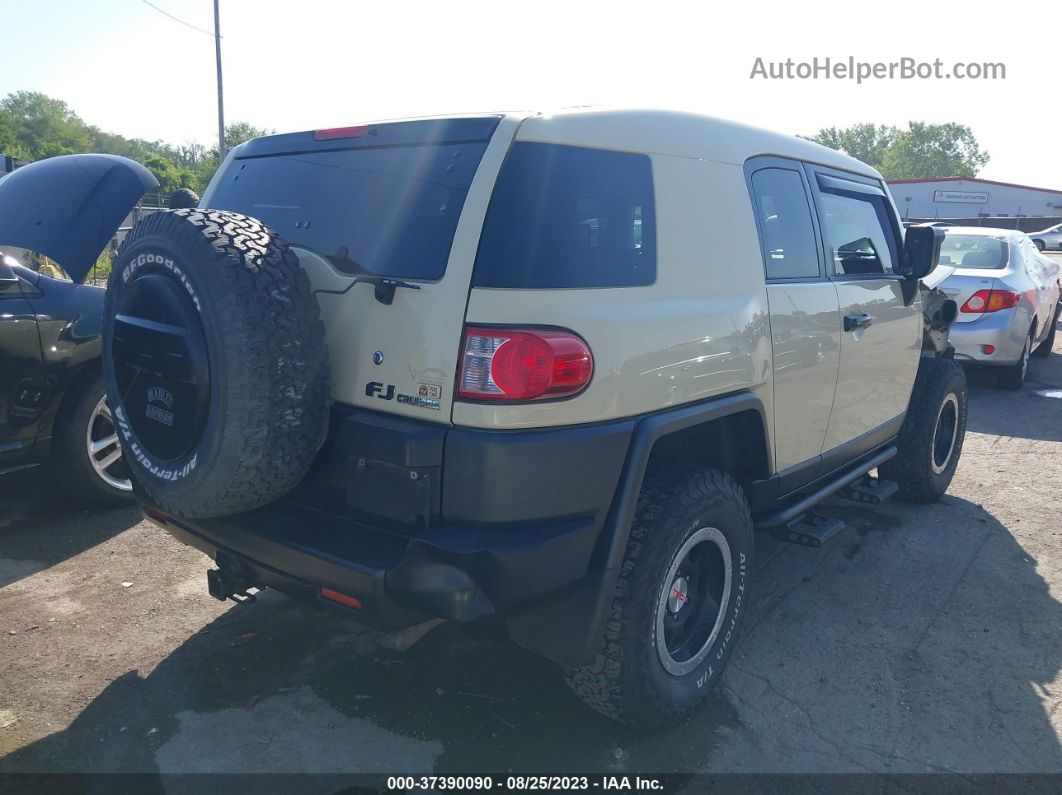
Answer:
878;357;968;504
564;467;753;728
103;208;330;518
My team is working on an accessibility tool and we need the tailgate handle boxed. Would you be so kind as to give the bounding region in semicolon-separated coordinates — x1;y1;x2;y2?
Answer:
844;313;874;332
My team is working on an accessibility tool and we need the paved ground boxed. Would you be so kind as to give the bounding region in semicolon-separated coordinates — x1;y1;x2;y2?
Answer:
0;319;1060;775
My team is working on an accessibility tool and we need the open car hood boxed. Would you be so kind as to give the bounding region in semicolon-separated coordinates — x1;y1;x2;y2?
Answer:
0;154;158;283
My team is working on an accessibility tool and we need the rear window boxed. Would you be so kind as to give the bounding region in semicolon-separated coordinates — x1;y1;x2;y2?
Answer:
204;134;492;280
473;143;656;288
938;235;1008;269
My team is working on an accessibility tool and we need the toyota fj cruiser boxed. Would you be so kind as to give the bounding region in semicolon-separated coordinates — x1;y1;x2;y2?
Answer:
0;109;966;727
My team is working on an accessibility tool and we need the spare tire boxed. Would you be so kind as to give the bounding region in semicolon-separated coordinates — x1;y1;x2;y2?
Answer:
102;208;330;518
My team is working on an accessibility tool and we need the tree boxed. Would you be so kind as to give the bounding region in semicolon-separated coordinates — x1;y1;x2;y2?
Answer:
144;155;181;193
805;123;897;169
224;121;274;150
878;122;989;179
0;91;92;159
0;91;277;195
806;120;989;179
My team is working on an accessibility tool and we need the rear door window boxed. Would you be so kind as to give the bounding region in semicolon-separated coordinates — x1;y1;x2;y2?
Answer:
473;143;655;288
750;167;821;280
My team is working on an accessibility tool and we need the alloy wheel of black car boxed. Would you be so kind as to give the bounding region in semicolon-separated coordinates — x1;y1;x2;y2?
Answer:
102;208;330;518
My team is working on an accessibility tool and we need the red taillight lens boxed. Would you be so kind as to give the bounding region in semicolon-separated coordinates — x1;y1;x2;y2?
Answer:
313;125;368;141
960;289;1021;314
458;327;593;401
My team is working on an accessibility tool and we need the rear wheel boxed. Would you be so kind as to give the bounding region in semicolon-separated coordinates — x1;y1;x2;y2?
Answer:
879;357;968;504
998;333;1031;389
1033;239;1045;252
564;467;753;728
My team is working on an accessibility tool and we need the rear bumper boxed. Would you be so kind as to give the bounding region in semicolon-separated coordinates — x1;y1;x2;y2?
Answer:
149;498;600;630
140;405;634;662
950;308;1028;365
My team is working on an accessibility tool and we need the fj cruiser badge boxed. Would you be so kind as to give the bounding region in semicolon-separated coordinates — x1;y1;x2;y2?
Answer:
145;386;175;427
365;381;441;411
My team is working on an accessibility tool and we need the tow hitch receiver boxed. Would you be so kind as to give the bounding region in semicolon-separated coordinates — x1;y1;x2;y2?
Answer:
207;566;259;604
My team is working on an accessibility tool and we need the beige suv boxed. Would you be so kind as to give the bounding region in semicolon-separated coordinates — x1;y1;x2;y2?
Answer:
0;109;967;727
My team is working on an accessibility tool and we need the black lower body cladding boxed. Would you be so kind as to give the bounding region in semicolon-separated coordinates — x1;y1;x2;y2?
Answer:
104;208;330;518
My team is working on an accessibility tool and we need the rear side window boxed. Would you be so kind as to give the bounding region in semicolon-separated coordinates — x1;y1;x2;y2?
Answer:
750;168;821;280
473;143;655;288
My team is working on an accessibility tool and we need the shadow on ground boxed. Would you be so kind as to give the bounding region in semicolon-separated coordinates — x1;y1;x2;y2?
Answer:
2;494;1059;776
964;327;1062;442
0;474;141;589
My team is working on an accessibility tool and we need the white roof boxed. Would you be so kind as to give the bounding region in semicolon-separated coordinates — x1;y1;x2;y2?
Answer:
514;108;879;178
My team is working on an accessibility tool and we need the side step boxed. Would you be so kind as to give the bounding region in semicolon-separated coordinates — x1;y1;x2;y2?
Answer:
771;511;845;548
838;475;898;505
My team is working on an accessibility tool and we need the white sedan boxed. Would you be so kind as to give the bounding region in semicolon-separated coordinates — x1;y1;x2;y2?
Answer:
933;227;1061;390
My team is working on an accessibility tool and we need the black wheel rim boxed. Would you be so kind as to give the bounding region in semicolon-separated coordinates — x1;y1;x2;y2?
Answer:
111;269;211;462
656;527;732;676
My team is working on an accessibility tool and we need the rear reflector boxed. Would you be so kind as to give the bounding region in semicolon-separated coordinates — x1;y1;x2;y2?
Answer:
960;289;1021;313
320;587;362;610
145;508;170;524
458;326;593;401
313;125;369;141
982;344;996;355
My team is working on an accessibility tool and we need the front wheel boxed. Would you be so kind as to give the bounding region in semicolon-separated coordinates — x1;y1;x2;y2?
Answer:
564;467;753;728
879;357;968;504
1033;239;1046;252
53;374;134;506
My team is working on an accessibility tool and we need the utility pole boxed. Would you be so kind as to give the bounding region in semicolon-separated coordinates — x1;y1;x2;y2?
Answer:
214;0;225;159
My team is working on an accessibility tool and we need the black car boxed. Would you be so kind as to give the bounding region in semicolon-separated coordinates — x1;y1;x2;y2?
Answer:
0;253;132;503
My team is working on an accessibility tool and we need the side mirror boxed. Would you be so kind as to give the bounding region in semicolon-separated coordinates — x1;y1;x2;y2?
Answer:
901;225;944;281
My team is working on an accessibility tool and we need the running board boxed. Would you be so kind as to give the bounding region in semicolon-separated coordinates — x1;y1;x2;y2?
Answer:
755;445;897;531
839;475;899;505
772;512;845;548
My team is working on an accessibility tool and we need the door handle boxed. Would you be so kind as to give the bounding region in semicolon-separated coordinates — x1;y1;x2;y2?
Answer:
844;313;874;332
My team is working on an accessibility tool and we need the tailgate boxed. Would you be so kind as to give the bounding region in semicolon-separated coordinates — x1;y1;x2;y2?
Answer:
200;115;521;422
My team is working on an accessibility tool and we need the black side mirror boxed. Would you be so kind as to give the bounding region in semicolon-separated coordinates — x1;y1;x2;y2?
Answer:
901;225;944;281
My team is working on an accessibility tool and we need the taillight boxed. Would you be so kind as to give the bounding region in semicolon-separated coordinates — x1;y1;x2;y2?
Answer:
960;289;1021;314
313;125;369;141
458;327;593;401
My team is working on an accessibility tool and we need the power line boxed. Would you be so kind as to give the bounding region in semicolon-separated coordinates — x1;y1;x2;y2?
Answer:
139;0;218;37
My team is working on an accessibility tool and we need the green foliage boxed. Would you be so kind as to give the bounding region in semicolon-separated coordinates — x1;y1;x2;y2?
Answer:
805;121;989;179
0;91;274;195
804;123;898;169
225;121;273;149
878;122;989;179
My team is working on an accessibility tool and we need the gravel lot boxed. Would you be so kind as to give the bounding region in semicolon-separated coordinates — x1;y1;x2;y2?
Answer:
1;295;1060;776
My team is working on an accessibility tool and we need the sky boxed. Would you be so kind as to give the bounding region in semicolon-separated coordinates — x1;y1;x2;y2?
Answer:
2;0;1060;188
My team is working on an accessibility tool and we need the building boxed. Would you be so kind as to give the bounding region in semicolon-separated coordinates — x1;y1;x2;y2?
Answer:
1;153;28;177
888;177;1062;223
